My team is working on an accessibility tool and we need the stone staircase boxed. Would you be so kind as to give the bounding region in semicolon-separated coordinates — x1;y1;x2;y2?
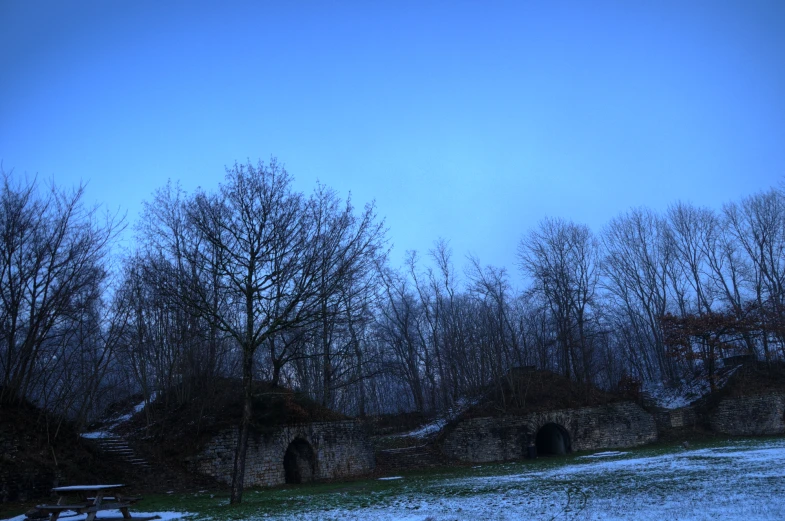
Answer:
91;435;151;470
375;444;454;474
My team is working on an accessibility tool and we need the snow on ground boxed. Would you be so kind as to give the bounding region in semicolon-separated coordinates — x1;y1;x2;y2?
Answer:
81;393;157;439
7;439;782;521
578;451;628;459
2;511;190;521
133;393;156;415
267;438;785;521
81;431;114;439
642;377;713;409
642;364;741;409
394;398;475;439
399;419;447;439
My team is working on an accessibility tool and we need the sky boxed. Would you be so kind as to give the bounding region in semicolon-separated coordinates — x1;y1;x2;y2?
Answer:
2;1;784;277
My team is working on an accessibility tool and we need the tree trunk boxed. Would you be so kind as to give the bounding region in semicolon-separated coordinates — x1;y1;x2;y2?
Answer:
230;350;254;504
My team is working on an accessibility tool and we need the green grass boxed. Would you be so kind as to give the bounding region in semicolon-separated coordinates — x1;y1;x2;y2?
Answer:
131;437;765;518
3;436;783;520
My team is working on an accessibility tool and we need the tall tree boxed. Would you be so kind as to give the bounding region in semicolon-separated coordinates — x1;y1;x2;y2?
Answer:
150;160;384;504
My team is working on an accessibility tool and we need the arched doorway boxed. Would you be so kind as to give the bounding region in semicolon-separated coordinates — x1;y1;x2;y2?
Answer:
284;438;316;484
535;423;572;456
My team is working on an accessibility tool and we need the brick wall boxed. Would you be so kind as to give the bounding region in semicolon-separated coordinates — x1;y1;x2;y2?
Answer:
189;420;375;487
442;402;658;463
709;394;785;436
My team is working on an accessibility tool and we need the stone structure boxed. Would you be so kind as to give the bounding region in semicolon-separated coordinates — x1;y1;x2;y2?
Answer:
189;420;374;487
709;393;785;436
442;402;657;463
652;406;698;436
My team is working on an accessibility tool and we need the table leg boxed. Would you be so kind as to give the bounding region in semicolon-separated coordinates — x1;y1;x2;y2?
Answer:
49;494;66;521
120;507;132;519
85;490;103;521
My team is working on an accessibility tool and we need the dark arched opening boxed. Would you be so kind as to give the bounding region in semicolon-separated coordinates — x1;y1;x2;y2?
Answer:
284;438;316;484
535;423;572;456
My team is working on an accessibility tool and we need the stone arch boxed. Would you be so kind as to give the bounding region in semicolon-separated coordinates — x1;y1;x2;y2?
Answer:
283;437;316;484
535;422;572;456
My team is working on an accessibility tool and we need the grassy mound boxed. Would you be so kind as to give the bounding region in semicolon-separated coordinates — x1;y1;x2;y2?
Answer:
721;360;785;396
121;378;346;460
692;360;785;415
0;398;125;503
461;369;624;419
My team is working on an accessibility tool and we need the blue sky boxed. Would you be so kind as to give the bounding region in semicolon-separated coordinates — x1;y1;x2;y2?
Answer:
1;1;784;275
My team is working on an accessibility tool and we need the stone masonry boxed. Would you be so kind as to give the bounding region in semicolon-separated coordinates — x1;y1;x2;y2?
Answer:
652;406;698;437
189;420;374;487
442;401;657;463
709;393;785;436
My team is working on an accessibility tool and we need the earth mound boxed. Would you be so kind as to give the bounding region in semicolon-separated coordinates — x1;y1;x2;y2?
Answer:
461;368;625;419
119;378;347;461
0;397;126;503
720;360;785;396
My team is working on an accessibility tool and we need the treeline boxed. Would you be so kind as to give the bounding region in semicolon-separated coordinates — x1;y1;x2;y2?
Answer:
1;163;784;427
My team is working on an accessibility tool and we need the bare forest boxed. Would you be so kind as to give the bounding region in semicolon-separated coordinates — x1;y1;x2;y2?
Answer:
2;163;784;427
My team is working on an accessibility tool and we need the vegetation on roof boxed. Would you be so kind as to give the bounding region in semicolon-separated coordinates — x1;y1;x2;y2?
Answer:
460;369;626;419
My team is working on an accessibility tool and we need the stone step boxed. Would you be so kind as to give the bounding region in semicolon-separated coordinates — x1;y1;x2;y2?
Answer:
376;444;452;473
86;432;152;468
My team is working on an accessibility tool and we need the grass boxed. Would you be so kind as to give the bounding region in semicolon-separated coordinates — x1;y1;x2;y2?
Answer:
3;436;785;520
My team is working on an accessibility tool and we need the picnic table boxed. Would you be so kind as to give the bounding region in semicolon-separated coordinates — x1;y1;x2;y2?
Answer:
36;484;158;521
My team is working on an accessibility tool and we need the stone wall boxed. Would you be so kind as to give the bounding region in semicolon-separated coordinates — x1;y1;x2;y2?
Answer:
442;402;657;463
709;394;785;436
653;406;698;437
375;444;453;474
189;420;375;487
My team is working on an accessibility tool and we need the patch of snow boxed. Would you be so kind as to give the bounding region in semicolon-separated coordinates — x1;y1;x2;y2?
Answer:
80;392;157;439
133;392;157;414
378;476;403;481
53;484;125;491
2;511;191;521
642;364;742;409
394;397;477;439
266;438;785;521
401;419;446;439
642;381;701;409
80;431;113;439
579;451;628;459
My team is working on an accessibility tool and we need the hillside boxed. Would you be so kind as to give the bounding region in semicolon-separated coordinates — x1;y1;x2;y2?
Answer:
0;398;127;503
117;378;347;462
459;368;625;419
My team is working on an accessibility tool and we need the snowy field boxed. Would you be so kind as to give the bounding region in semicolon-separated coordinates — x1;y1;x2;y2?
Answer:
4;438;784;521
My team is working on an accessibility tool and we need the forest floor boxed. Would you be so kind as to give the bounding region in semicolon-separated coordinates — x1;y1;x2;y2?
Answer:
3;436;784;521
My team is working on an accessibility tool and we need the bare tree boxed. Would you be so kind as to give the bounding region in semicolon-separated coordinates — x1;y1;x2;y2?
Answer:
518;218;600;382
0;172;120;408
376;267;427;413
146;160;384;504
724;190;785;358
601;208;675;381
